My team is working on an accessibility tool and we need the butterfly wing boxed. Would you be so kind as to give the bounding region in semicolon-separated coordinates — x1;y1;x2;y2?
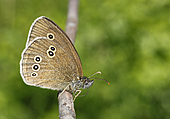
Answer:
20;37;81;90
26;16;83;78
20;16;83;90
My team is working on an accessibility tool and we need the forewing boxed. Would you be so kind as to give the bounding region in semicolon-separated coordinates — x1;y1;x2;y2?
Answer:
26;16;83;78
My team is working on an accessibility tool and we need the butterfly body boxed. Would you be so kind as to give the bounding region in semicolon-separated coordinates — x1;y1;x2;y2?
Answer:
20;16;94;94
69;77;94;92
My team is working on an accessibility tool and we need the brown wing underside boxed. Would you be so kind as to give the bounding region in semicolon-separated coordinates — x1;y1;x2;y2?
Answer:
26;16;83;78
21;38;80;90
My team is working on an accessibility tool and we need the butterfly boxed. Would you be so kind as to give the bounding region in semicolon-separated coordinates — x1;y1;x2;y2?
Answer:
20;16;109;100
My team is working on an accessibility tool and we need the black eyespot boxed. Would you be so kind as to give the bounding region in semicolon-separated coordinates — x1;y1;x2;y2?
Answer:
31;72;38;77
32;73;36;76
33;64;39;70
34;56;42;63
35;57;40;62
49;34;53;39
48;51;54;56
47;33;54;40
50;46;55;51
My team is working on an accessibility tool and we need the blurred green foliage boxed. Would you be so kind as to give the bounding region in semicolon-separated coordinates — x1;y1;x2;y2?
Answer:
0;0;170;119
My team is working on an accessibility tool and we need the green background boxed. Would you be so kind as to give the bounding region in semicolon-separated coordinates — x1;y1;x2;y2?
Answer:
0;0;170;119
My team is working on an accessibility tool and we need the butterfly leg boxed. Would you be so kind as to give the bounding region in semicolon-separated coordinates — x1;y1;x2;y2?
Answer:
58;83;71;99
73;90;81;101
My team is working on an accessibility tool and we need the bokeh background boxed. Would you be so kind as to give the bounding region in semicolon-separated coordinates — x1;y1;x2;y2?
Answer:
0;0;170;119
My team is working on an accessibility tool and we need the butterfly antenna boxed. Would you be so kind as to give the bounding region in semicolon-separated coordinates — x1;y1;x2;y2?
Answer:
89;71;110;85
92;78;110;85
88;71;101;78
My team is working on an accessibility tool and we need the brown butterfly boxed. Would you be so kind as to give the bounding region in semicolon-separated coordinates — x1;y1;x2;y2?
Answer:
20;16;109;100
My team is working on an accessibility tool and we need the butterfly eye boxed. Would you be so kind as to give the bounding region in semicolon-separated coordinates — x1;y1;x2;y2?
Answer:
32;64;40;71
49;45;56;52
31;72;38;77
34;56;42;63
47;50;55;58
47;33;55;40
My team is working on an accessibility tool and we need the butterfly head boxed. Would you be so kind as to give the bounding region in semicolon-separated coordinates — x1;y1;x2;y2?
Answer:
78;71;110;90
81;76;94;89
